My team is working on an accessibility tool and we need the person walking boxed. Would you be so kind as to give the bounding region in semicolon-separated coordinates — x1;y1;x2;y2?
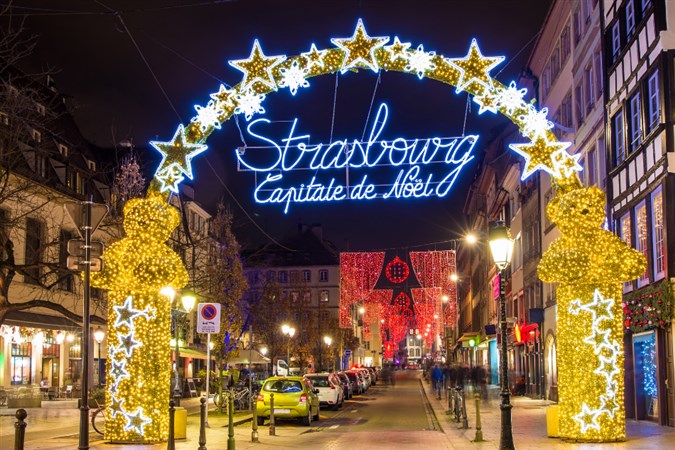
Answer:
431;364;443;400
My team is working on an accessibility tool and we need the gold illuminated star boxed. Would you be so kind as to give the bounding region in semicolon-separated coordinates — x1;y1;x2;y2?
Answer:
302;43;326;70
509;135;571;180
600;394;620;418
594;356;619;380
385;36;411;62
551;148;583;179
473;89;498;114
110;395;125;418
209;84;235;109
150;124;207;180
331;18;389;73
123;407;152;434
447;38;504;94
580;290;615;325
113;296;144;328
228;39;286;91
155;166;185;194
117;331;142;358
583;327;611;351
573;403;601;433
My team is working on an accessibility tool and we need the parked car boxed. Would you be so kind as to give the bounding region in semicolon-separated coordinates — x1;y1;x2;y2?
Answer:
355;368;372;388
256;376;320;426
336;372;353;399
305;373;344;410
344;371;363;395
366;367;378;385
348;370;368;393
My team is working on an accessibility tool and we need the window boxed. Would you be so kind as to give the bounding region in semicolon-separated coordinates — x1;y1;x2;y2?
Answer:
574;82;584;127
584;0;592;23
302;270;311;282
266;270;276;282
87;160;96;171
289;270;299;283
541;66;551;100
635;201;649;286
290;291;299;303
31;129;41;143
647;70;660;132
613;110;625;165
594;51;603;100
278;271;288;283
561;91;573;129
11;343;32;385
642;0;652;12
320;290;329;303
320;310;329;322
587;148;597;186
68;334;82;383
303;291;311;304
573;6;582;46
611;22;621;60
628;92;642;151
620;213;633;292
58;144;68;157
584;64;595;114
0;209;9;261
651;187;665;280
550;46;560;81
59;229;74;292
319;270;328;282
597;136;607;188
35;103;45;116
24;218;43;284
626;1;636;36
560;23;571;63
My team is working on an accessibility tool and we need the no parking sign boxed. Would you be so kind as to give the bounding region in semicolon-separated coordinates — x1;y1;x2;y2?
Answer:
197;303;221;334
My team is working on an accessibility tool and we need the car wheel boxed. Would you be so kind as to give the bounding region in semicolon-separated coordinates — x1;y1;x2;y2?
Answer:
302;409;312;426
313;404;320;421
257;416;265;426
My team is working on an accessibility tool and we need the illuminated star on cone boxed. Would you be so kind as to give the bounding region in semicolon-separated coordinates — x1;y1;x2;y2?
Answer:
331;19;389;73
150;124;207;180
229;39;286;91
113;296;145;328
446;38;504;94
117;331;142;358
551;149;583;179
509;135;572;180
110;395;125;418
123;407;152;434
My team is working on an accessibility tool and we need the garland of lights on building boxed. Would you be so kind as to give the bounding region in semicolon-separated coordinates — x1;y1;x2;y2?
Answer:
121;18;649;442
622;278;673;333
91;194;189;442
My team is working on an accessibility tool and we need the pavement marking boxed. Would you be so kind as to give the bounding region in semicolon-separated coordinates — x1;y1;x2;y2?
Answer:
351;409;357;413
329;424;340;429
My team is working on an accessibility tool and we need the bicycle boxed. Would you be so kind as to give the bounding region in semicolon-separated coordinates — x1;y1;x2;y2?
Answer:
91;400;106;435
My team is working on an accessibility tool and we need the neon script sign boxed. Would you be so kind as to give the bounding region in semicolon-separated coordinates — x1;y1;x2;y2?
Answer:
237;103;477;213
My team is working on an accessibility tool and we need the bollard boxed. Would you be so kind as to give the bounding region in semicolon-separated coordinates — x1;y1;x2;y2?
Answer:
472;393;484;442
14;409;27;450
269;393;276;436
251;398;259;442
227;393;235;450
459;388;469;429
167;400;176;450
198;397;207;450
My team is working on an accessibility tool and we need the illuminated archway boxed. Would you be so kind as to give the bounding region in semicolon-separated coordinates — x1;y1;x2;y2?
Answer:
96;19;645;443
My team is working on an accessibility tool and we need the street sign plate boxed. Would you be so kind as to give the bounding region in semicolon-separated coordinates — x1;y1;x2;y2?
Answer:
67;239;104;258
344;349;352;357
197;303;221;334
66;256;102;272
64;201;109;237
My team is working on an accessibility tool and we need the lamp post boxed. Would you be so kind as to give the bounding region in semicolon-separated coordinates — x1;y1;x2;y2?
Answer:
323;336;332;372
281;325;295;371
163;287;196;407
489;221;515;450
93;328;104;387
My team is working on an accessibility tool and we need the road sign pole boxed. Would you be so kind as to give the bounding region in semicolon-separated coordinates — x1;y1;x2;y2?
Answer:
78;196;92;450
205;333;210;428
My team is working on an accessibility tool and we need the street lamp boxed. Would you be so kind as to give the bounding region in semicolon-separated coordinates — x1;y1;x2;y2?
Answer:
93;328;105;387
489;221;515;450
162;287;196;406
323;336;332;372
281;325;295;370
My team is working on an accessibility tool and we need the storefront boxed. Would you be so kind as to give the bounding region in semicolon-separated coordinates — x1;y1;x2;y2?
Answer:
630;331;659;421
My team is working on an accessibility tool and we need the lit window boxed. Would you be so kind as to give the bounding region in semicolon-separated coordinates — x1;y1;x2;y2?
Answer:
319;270;328;282
302;270;311;282
647;70;660;131
635;201;649;287
651;187;665;280
278;271;288;283
320;290;329;303
628;92;642;151
620;213;633;292
626;1;636;36
31;129;41;143
58;144;68;157
36;103;46;116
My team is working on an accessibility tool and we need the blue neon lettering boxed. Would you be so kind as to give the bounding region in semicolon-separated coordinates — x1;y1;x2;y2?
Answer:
240;102;478;212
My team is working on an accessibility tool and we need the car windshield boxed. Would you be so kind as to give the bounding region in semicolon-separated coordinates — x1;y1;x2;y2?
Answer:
263;380;303;393
308;376;330;387
345;372;357;380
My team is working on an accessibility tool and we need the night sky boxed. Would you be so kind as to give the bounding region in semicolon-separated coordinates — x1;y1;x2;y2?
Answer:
4;0;551;251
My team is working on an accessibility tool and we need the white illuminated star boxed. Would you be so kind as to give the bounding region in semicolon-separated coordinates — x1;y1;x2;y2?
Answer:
113;296;144;329
494;81;528;116
301;43;327;70
404;44;436;79
473;88;498;114
573;403;601;434
123;407;152;435
446;38;504;94
191;100;223;133
110;395;125;418
149;124;208;180
110;359;129;381
331;19;389;73
117;331;142;358
228;39;286;91
384;36;411;62
210;84;235;109
234;89;266;121
594;355;620;382
278;60;310;96
551;149;583;179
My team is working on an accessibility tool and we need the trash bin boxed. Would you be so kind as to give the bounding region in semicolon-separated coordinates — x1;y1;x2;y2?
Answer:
174;406;188;439
546;404;559;438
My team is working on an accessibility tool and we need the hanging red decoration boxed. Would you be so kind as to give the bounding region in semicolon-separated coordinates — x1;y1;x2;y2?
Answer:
339;252;385;327
385;256;410;283
409;250;458;327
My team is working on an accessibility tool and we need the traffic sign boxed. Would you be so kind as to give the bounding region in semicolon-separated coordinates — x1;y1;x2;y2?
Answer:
67;256;102;272
197;303;221;334
344;349;352;357
64;201;108;238
67;239;104;258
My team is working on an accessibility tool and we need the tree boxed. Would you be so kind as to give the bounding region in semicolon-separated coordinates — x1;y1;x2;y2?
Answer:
0;7;107;326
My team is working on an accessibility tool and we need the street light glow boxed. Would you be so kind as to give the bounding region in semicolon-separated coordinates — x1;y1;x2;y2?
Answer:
358;306;365;314
324;336;332;346
281;324;290;334
450;273;459;282
94;327;105;344
465;233;477;244
181;291;196;312
160;286;176;300
260;347;268;356
442;295;449;302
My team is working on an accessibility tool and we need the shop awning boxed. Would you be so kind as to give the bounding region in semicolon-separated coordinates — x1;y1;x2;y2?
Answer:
227;350;271;364
176;347;210;360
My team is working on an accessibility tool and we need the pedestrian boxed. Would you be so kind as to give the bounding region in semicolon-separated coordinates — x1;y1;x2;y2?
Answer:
431;364;443;399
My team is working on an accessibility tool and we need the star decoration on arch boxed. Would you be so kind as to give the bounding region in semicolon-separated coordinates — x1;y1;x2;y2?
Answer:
473;89;498;114
191;100;223;133
509;135;571;180
384;36;411;62
123;407;152;434
446;38;504;94
404;44;436;79
551;149;583;179
302;43;326;70
573;403;601;433
331;18;389;73
156;166;185;194
228;39;286;91
209;84;235;109
113;296;145;329
117;331;142;358
150;124;208;180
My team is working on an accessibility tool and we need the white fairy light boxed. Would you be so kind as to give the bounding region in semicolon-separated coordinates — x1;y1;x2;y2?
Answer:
234;89;266;121
191;100;223;132
278;60;310;96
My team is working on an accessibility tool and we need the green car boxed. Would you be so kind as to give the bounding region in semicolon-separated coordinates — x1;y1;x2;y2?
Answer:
256;376;320;426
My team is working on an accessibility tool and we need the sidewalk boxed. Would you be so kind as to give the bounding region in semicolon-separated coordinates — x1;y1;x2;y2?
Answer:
422;380;675;449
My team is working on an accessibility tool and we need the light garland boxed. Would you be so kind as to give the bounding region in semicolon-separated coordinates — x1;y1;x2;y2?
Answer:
539;186;646;441
91;194;189;443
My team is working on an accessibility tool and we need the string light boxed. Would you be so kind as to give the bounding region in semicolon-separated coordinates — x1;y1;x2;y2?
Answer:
91;194;189;443
278;60;310;96
234;89;266;121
